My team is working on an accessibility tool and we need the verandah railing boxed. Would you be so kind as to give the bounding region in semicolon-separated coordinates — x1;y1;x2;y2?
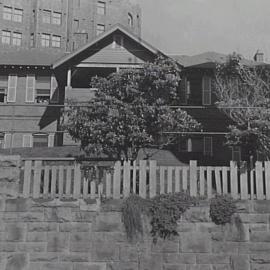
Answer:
21;158;270;200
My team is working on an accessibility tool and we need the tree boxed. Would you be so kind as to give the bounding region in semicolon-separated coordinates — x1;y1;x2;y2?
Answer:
215;53;270;160
63;55;201;160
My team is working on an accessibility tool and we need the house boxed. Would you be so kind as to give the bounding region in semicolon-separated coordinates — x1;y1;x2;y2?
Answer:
0;24;169;150
171;51;267;165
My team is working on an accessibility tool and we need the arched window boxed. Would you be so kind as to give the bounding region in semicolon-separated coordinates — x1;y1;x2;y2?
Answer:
128;13;133;27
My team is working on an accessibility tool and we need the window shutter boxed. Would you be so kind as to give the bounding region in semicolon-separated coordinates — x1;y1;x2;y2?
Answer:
202;76;211;105
7;75;17;102
50;75;59;103
25;75;35;102
23;134;32;148
180;77;187;104
4;133;12;149
48;134;55;147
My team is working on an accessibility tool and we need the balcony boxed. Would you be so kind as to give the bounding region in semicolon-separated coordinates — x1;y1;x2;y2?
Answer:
65;87;97;102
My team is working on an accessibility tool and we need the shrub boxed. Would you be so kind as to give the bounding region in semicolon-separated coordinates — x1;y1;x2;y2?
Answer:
210;195;236;225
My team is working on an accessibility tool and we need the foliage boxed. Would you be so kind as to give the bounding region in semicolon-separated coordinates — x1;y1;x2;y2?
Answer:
122;192;197;242
209;195;236;225
215;52;270;159
64;55;201;160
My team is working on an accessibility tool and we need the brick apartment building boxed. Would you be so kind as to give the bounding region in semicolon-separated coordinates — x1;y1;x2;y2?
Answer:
0;0;141;52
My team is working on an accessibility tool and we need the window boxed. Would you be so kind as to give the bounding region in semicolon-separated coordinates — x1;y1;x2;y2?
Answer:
2;30;11;45
113;34;124;49
204;137;213;156
232;146;241;162
0;133;4;149
41;33;50;47
52;35;61;48
13;8;23;22
178;137;192;152
12;32;22;46
179;77;191;104
30;33;34;47
202;76;212;105
128;13;133;27
3;6;12;20
52;12;61;25
97;1;106;15
42;9;51;24
74;19;79;31
0;88;5;103
96;24;105;35
0;76;8;103
33;133;48;148
7;75;17;102
35;76;51;103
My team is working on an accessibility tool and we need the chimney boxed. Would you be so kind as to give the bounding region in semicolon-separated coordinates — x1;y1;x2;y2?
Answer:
254;50;264;62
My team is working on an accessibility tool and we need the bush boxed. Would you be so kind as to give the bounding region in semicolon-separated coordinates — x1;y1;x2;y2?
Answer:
210;195;236;225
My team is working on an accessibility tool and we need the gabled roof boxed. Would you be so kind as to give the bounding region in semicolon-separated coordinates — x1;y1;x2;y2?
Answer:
0;49;66;67
53;24;166;69
172;51;265;68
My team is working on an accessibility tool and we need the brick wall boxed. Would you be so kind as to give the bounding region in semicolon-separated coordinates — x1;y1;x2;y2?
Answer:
1;156;270;270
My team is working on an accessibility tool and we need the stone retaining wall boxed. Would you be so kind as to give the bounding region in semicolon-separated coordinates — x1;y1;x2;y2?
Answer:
1;155;270;270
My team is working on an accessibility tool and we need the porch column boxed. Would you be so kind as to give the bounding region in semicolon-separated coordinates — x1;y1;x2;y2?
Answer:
67;68;72;88
187;138;192;152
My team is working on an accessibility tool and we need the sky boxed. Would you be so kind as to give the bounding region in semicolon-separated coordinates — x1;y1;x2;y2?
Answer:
136;0;270;61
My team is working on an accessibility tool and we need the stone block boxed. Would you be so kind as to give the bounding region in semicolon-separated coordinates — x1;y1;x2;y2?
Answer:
47;232;69;252
162;264;186;270
249;224;268;232
196;254;230;264
28;262;42;270
91;240;119;261
212;265;231;270
0;243;16;252
70;232;92;252
151;239;179;253
249;214;268;224
186;266;212;270
250;254;270;264
251;232;270;242
107;262;138;270
73;263;106;270
5;198;31;212
5;253;27;270
26;232;47;242
59;253;91;262
18;212;44;222
223;218;249;242
251;264;270;270
196;222;220;232
30;253;58;262
163;254;196;264
0;198;5;212
212;242;239;254
181;232;211;253
230;255;250;270
27;222;57;232
253;201;270;213
71;211;96;222
249;243;270;253
91;232;127;243
93;212;123;232
119;246;138;262
44;207;72;222
183;207;210;222
40;263;73;270
140;253;163;270
5;223;26;242
17;243;46;252
59;222;91;232
236;201;253;213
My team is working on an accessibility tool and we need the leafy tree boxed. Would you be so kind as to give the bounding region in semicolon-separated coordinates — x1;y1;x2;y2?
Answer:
63;55;201;160
215;53;270;160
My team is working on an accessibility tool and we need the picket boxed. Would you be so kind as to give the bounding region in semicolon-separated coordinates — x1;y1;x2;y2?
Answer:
33;161;42;198
149;160;157;198
167;166;173;194
174;167;180;193
160;166;165;194
215;167;222;195
199;167;205;196
230;161;238;199
139;160;147;198
222;167;228;194
255;162;264;200
123;161;131;197
240;162;248;200
265;162;270;200
23;160;32;197
65;167;72;196
113;161;121;199
43;166;50;197
206;167;212;199
190;161;197;196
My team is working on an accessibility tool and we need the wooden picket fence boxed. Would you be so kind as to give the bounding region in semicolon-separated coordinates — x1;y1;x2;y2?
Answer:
20;158;270;200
